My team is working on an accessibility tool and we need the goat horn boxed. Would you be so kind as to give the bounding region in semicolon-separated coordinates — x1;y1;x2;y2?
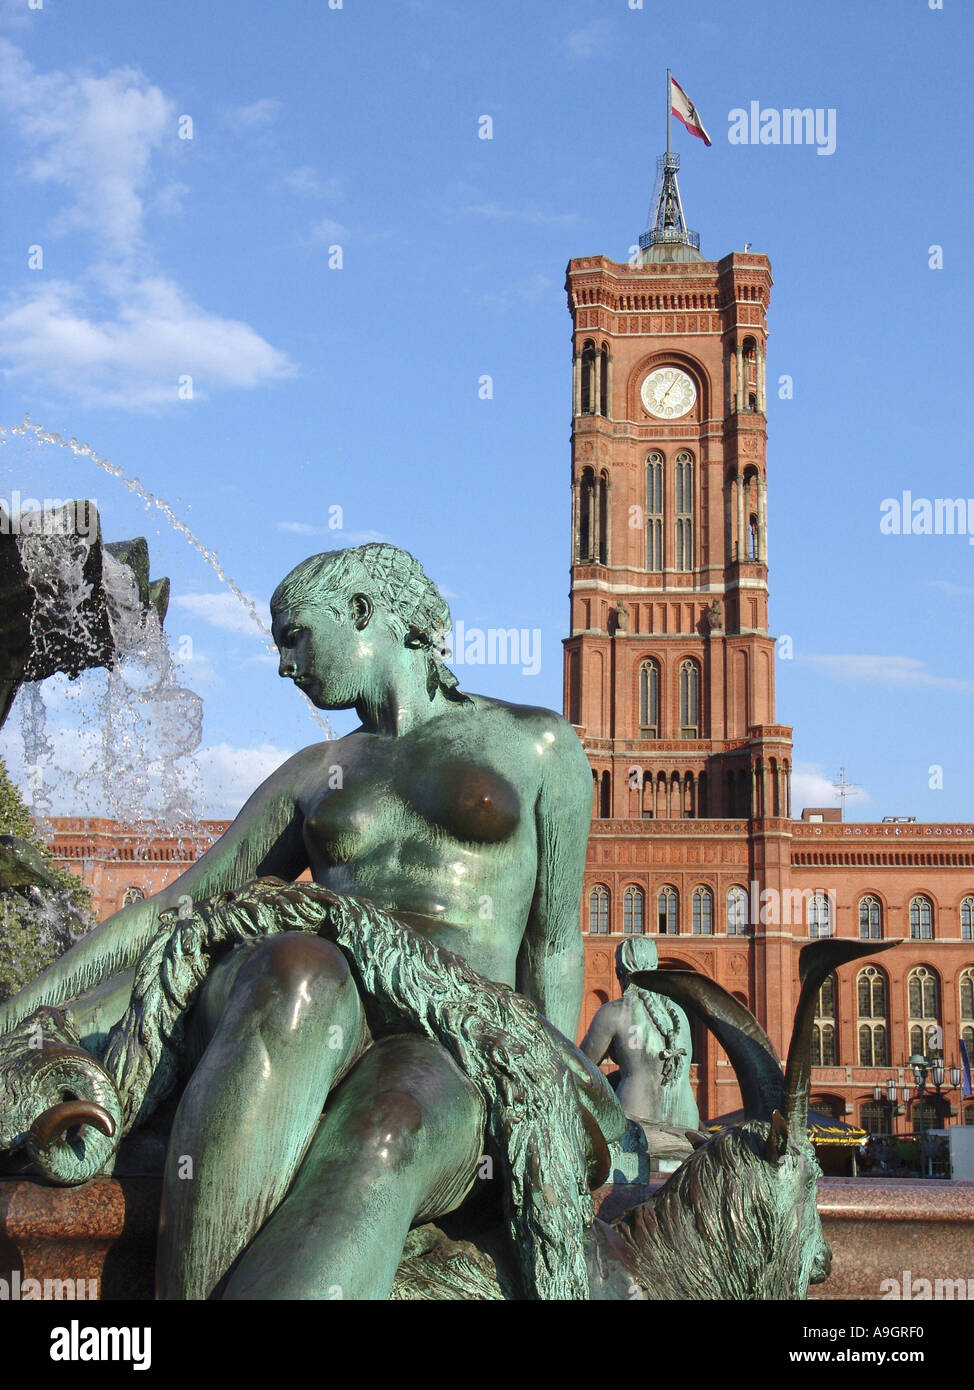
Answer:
630;969;785;1121
784;938;900;1141
28;1100;116;1153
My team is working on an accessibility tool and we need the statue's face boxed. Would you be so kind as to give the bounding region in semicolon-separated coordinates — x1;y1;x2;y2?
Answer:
272;594;373;709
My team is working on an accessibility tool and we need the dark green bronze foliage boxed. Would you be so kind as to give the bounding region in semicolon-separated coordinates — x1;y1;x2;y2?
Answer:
101;879;600;1300
616;1121;827;1299
611;938;899;1300
0;1005;119;1184
0;532;906;1300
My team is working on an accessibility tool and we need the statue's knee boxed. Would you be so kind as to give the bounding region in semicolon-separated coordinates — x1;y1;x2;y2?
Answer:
347;1084;426;1173
233;932;353;1011
342;1036;485;1171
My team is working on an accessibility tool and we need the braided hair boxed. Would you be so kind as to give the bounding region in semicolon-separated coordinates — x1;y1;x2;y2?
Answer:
270;543;469;703
615;937;687;1087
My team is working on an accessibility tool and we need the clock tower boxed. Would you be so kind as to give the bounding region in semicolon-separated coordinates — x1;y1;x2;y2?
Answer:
565;153;797;1096
564;151;792;824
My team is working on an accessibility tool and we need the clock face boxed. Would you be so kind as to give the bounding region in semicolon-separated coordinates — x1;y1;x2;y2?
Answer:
641;367;697;419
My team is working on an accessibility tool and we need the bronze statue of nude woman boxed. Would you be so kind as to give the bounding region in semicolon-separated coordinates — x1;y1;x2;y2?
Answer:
0;543;625;1299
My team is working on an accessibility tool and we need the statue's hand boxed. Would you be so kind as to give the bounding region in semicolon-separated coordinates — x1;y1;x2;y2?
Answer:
0;1006;122;1185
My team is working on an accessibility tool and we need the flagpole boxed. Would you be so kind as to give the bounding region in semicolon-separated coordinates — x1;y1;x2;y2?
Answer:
666;67;671;158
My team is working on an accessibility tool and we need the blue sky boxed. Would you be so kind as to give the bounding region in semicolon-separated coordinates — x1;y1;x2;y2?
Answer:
0;0;972;821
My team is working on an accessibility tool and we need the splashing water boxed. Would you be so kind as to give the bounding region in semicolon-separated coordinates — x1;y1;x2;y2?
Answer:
0;885;92;997
1;414;333;737
15;541;206;853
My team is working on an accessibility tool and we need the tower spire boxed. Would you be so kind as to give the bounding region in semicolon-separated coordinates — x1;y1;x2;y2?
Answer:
638;153;702;263
638;68;704;264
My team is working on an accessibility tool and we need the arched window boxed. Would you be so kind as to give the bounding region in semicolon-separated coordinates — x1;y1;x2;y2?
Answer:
656;886;678;935
910;895;934;940
122;886;145;906
645;452;664;570
858;895;882;940
962;896;974;941
726;885;749;935
679;659;700;738
960;968;974;1023
675;451;693;570
599;770;611;819
963;1026;974;1056
907;966;940;1058
578;467;596;562
811;974;837;1066
638;659;660;735
913;1100;939;1133
599;344;609;417
580;340;596;415
857;965;889;1067
588;885;610;935
692;886;714;934
861;1101;893;1136
598;471;608;564
807;891;832;938
623;885;645;935
741;338;758;411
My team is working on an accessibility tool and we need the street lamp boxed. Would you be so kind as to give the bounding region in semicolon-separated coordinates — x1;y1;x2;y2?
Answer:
901;1084;913;1132
906;1053;962;1129
873;1081;900;1135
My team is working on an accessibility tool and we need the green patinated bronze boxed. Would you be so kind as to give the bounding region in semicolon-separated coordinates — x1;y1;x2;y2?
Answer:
0;538;900;1299
581;937;701;1165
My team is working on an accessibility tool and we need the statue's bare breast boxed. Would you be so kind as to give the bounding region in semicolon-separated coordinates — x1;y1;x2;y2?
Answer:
293;704;550;985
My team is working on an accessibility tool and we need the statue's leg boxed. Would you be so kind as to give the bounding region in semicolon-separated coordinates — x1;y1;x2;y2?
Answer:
156;932;369;1300
220;1033;487;1300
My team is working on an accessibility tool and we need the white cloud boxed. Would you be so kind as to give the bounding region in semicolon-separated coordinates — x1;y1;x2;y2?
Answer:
468;272;557;313
172;592;271;637
195;742;294;817
0;38;172;255
311;217;348;242
224;98;282;129
0;0;34;30
274;522;387;546
801;653;974;693
929;579;974;598
790;761;869;815
337;529;388;546
0;273;294;407
564;21;614;64
284;166;342;199
0;42;294;408
154;181;189;217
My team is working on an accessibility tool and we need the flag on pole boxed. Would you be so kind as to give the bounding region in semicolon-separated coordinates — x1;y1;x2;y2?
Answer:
670;77;712;146
961;1038;973;1099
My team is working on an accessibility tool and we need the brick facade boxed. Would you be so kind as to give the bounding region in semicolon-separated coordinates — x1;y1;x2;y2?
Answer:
567;240;974;1131
39;228;974;1138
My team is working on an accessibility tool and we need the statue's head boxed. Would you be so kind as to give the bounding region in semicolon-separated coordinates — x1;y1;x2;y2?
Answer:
270;543;465;709
615;935;658;987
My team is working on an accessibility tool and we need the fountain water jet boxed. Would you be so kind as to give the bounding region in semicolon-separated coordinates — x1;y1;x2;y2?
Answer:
1;416;332;738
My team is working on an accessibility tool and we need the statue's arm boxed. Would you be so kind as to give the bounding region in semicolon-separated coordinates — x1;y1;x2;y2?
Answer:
579;1002;620;1068
0;745;316;1032
516;720;592;1040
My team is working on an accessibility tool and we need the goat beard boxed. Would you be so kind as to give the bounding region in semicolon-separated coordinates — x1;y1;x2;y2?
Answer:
613;1122;822;1300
